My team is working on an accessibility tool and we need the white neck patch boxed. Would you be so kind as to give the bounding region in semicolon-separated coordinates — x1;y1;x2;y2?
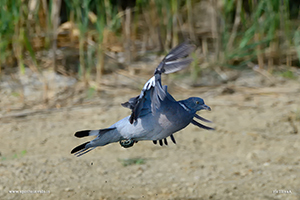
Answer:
179;102;190;111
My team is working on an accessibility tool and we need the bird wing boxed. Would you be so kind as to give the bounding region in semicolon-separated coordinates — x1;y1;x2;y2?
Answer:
191;119;214;130
122;41;196;124
194;113;212;123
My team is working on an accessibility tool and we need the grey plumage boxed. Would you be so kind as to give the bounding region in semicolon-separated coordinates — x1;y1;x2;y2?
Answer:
71;41;213;157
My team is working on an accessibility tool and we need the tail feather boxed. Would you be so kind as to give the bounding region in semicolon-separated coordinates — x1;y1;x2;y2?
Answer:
74;147;96;157
71;141;96;157
74;128;116;138
74;130;92;138
71;127;118;156
71;141;90;154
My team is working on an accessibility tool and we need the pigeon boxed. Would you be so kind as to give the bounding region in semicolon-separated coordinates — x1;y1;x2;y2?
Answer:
71;41;213;157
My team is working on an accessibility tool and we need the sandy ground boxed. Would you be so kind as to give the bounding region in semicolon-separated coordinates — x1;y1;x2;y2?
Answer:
1;71;300;200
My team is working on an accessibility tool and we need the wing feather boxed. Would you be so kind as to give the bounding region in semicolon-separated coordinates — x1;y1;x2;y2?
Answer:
122;41;196;123
191;120;214;130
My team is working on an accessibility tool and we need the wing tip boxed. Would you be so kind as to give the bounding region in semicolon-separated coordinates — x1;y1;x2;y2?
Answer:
191;119;215;130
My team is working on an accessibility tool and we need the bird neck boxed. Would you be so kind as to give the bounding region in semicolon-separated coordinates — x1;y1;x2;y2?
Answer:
178;101;195;114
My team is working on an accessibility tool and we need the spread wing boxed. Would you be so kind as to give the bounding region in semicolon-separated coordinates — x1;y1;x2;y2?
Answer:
122;41;196;124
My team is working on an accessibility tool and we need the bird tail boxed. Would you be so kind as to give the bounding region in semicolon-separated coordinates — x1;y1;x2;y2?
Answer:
70;141;96;157
71;127;117;157
74;127;116;138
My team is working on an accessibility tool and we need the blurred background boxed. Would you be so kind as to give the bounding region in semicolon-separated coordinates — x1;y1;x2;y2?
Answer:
1;0;300;199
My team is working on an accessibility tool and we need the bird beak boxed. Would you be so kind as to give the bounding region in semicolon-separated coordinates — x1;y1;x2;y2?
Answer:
202;104;211;111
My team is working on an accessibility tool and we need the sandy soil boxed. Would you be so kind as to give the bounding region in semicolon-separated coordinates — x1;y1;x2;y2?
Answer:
1;71;300;200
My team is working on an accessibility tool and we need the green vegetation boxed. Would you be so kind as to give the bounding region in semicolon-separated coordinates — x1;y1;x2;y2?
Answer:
280;70;297;79
118;157;146;167
0;0;299;82
222;0;297;69
87;86;96;99
1;150;27;161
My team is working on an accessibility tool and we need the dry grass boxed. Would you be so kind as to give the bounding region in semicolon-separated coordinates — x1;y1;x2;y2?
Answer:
0;0;299;97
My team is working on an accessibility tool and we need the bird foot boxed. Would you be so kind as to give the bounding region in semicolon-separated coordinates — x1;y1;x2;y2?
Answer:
119;139;135;148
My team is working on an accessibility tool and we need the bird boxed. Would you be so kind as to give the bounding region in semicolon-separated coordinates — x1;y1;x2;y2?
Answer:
71;41;213;157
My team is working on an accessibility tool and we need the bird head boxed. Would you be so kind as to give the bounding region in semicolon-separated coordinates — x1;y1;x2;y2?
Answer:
180;97;211;112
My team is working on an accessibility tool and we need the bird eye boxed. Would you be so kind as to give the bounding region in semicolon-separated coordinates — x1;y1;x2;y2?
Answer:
196;101;199;104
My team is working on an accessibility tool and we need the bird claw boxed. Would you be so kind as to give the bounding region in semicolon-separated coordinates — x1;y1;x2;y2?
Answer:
119;139;135;148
